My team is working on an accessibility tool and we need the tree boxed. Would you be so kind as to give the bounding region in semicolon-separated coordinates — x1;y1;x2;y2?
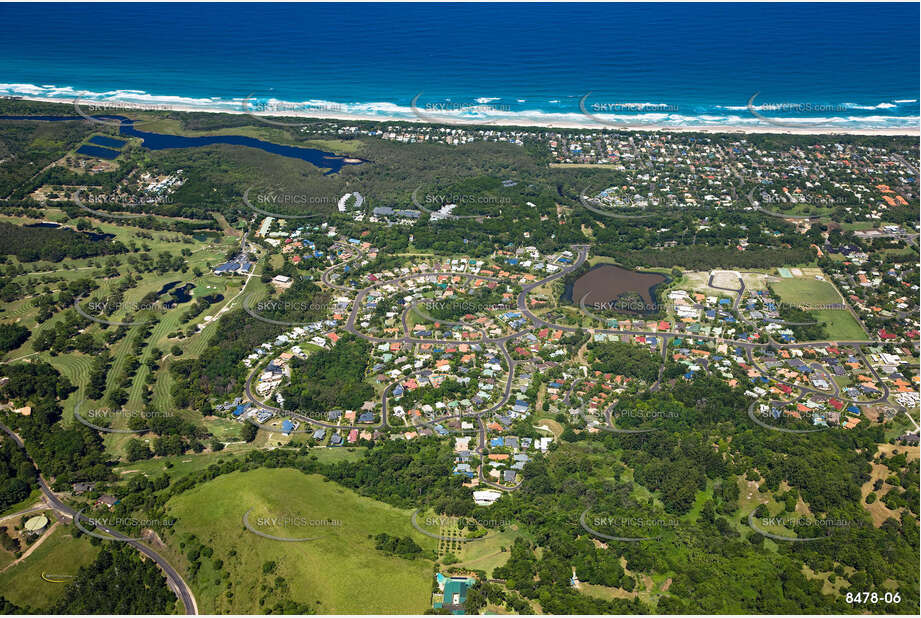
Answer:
0;323;29;352
125;439;152;462
52;545;174;613
241;423;258;442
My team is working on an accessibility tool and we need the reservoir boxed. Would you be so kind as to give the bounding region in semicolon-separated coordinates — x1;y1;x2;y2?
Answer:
570;264;668;313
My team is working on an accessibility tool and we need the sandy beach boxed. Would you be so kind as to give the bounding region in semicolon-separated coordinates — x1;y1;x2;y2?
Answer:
8;94;919;136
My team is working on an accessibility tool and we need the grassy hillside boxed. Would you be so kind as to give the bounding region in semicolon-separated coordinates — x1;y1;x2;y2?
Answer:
162;467;436;614
0;525;100;610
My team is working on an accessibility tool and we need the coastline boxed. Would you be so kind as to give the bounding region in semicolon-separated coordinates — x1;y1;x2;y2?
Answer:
6;94;919;137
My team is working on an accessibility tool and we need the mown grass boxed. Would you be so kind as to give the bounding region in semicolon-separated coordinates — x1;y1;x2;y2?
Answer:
0;524;100;610
1;214;250;456
113;446;365;483
811;309;868;341
771;277;842;306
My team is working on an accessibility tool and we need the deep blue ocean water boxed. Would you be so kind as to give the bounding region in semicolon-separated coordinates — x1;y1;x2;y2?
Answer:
0;2;917;129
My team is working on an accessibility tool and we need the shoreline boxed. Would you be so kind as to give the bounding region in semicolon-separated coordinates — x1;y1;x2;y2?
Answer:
5;94;919;137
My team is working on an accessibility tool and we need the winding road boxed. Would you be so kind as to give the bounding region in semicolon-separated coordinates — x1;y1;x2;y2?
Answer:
241;237;919;486
0;423;197;614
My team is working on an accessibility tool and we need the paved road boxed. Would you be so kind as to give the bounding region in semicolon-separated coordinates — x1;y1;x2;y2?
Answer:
245;334;520;435
243;238;918;488
320;244;365;291
327;240;900;359
402;300;489;341
475;421;523;492
0;503;45;523
516;245;591;328
345;270;520;343
562;377;583;406
743;347;891;408
707;271;745;312
244;323;526;486
0;423;198;615
242;265;535;440
649;335;672;393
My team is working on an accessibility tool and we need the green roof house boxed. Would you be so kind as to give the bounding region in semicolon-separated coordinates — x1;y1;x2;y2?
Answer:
434;573;476;614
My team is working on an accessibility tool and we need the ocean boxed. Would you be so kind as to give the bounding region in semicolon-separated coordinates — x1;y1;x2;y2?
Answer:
0;2;918;130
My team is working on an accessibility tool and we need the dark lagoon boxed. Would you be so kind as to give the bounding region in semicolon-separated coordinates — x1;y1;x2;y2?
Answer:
24;221;115;241
76;144;120;159
119;122;366;174
87;135;127;149
156;281;194;308
154;280;182;296
570;264;668;314
0;115;367;174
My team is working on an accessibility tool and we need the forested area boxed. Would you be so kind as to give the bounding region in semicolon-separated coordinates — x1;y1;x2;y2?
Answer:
0;436;35;512
423;286;512;322
0;221;127;263
0;115;94;198
50;545;176;614
170;308;280;410
587;341;661;382
1;101;896;277
170;279;330;411
106;388;919;616
373;532;424;559
775;302;829;341
0;323;29;353
1;99;918;616
282;334;373;414
0;361;113;486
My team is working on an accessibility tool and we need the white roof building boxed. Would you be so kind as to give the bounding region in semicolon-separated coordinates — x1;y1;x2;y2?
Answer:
473;490;502;506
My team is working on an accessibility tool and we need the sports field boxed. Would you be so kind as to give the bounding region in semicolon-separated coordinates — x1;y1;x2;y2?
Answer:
770;277;868;340
770;277;842;306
